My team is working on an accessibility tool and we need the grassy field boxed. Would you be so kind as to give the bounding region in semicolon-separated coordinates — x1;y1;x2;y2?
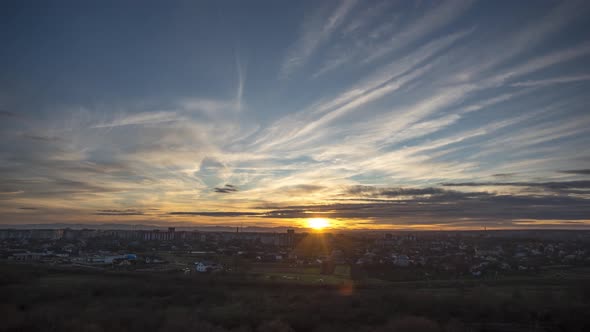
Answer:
2;263;590;331
248;263;353;285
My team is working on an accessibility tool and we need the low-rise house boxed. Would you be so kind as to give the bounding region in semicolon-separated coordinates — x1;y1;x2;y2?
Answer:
10;252;46;261
145;256;166;264
394;254;410;267
85;253;137;264
195;261;223;273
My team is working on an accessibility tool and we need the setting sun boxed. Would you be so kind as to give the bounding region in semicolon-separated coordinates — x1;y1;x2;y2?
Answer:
307;218;330;230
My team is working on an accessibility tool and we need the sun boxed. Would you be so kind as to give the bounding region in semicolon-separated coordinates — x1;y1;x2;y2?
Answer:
307;218;330;230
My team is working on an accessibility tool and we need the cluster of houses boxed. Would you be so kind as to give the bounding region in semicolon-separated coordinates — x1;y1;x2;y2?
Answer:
2;227;590;280
4;249;140;265
362;232;590;277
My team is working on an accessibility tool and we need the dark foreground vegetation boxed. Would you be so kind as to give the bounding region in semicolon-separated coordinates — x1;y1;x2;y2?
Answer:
1;264;590;332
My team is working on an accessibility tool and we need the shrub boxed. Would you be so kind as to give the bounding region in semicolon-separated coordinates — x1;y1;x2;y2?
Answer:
376;315;440;332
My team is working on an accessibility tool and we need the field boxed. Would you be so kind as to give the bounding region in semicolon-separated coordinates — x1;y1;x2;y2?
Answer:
2;263;590;331
248;263;353;285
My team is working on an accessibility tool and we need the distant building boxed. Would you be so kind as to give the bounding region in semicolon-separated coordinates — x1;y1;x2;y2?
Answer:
287;229;295;247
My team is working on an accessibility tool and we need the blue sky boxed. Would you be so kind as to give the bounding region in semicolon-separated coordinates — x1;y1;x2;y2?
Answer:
1;0;590;229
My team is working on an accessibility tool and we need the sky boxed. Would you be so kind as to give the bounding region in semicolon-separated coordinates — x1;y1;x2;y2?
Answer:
1;0;590;230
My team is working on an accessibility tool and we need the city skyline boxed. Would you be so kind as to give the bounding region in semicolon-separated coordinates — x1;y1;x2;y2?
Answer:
1;0;590;230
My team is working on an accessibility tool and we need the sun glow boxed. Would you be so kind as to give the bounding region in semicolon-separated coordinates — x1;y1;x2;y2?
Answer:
307;218;330;230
